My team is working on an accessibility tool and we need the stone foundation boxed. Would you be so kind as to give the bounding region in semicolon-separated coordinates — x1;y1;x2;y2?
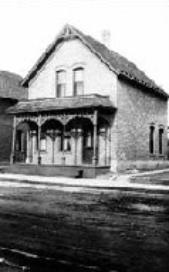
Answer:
117;160;169;172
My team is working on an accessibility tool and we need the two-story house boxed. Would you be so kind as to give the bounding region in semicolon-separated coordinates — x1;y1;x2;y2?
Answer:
8;25;168;177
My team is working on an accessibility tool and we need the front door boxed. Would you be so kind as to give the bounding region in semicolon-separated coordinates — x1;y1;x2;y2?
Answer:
15;130;27;162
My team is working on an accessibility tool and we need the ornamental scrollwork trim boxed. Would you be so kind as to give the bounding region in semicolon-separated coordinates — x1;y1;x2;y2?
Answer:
15;115;39;127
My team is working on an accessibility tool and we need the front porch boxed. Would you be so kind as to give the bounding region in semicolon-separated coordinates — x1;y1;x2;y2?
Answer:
9;95;115;177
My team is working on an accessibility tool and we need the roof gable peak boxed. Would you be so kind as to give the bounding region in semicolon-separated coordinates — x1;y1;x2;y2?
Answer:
59;24;77;38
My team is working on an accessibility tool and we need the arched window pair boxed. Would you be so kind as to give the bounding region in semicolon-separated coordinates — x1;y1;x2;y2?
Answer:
149;125;164;155
56;67;84;98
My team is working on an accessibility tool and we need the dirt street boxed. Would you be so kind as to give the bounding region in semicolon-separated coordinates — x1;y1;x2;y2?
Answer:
0;183;168;271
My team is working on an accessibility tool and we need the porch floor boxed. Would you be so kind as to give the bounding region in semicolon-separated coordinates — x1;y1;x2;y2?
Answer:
2;164;110;178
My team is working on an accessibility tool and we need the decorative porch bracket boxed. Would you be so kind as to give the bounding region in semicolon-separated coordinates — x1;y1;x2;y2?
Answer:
40;113;95;126
15;115;39;127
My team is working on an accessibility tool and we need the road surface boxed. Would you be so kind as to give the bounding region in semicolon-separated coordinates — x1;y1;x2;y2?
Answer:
0;181;168;271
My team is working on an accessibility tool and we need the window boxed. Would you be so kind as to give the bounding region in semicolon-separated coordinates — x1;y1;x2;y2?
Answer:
84;132;93;148
60;133;71;152
64;136;71;151
56;70;66;97
73;68;84;96
149;126;155;154
16;130;24;152
159;128;164;155
40;135;47;151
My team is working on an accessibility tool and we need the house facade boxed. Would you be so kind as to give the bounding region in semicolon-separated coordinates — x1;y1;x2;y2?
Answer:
0;71;26;164
8;25;168;177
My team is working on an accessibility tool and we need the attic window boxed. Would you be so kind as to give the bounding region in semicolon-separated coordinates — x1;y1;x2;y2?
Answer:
73;67;84;96
56;70;66;97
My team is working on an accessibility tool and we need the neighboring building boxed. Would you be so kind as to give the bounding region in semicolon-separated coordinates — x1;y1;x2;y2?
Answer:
8;25;168;177
0;71;27;163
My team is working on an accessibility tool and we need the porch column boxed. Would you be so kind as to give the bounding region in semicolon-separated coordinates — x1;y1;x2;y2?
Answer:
26;131;31;163
92;110;98;165
29;131;34;163
37;115;41;165
10;116;17;164
62;123;66;165
71;128;82;165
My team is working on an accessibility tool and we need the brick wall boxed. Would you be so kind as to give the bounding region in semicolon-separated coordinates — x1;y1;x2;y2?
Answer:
116;79;168;168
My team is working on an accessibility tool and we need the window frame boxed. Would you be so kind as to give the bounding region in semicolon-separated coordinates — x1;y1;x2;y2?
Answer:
40;134;47;152
73;67;84;96
56;69;66;98
149;125;155;155
60;132;71;152
159;127;164;155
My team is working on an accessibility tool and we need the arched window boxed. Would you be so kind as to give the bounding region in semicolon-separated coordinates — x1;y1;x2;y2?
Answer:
149;125;155;154
73;67;84;96
159;128;164;155
56;70;66;97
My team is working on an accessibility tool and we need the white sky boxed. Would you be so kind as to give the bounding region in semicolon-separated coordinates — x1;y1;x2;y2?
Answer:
0;0;169;93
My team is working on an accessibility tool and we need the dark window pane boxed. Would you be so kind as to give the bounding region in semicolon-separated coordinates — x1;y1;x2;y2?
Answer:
57;84;66;97
56;70;66;97
73;68;84;96
159;128;164;154
74;82;84;96
149;126;154;154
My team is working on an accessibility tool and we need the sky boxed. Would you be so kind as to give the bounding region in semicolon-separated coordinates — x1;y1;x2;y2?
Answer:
0;0;169;93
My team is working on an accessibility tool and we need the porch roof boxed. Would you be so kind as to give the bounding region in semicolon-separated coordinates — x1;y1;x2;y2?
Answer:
7;94;115;114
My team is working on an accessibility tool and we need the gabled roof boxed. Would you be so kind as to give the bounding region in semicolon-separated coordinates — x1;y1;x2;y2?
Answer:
0;71;27;100
21;24;168;99
7;94;114;114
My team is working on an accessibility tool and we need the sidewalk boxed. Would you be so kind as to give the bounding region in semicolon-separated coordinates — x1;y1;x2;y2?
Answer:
0;168;169;191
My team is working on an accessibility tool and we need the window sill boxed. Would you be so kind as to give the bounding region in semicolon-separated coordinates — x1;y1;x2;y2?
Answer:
149;153;156;157
63;151;72;154
158;154;165;158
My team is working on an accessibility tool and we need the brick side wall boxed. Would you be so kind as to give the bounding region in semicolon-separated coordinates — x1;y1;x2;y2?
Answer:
0;99;15;163
116;79;168;163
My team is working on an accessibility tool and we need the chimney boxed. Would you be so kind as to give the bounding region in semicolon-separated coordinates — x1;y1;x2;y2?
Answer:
101;29;111;48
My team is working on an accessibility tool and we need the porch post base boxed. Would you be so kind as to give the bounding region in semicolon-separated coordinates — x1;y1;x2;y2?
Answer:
10;154;15;164
92;156;98;166
110;159;117;173
62;157;66;165
38;156;41;165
